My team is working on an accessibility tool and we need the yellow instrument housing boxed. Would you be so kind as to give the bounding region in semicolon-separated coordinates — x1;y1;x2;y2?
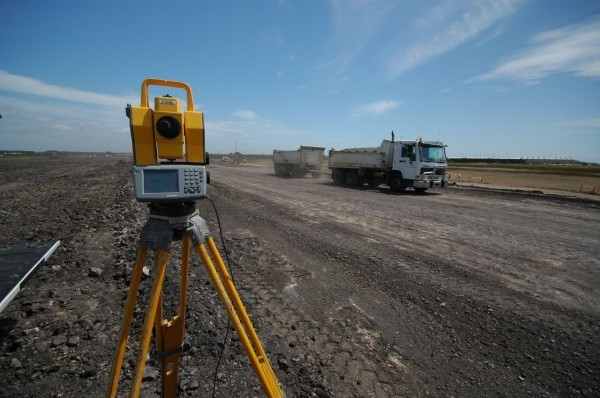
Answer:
129;106;157;166
184;111;205;164
129;79;206;165
154;96;184;160
154;96;181;113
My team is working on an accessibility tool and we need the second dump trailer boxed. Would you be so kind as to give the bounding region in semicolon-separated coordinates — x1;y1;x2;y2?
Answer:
273;146;326;178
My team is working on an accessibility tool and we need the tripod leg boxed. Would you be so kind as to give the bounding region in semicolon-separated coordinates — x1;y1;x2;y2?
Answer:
194;239;284;398
106;246;148;398
179;234;191;321
206;238;273;366
155;235;191;398
129;250;169;398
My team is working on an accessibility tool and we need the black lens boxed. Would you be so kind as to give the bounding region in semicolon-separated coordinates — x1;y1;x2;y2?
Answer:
156;116;181;139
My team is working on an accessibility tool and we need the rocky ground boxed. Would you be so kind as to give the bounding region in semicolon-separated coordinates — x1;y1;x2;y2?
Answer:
0;157;599;397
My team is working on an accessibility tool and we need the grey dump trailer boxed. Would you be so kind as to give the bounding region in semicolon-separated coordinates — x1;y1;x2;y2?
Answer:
273;146;326;178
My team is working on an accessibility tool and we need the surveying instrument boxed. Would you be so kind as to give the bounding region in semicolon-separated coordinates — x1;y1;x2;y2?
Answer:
106;79;285;397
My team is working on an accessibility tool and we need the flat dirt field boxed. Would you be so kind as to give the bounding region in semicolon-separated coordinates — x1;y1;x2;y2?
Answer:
446;164;600;195
0;157;599;398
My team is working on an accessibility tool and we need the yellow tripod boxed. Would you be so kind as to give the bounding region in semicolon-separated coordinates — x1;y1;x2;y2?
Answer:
106;202;284;397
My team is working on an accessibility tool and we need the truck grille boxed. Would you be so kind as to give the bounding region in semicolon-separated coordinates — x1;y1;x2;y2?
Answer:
421;167;446;176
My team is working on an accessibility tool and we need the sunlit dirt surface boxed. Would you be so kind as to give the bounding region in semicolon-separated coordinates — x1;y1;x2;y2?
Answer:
0;158;598;397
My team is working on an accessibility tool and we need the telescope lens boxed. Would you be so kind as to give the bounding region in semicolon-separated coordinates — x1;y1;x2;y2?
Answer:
156;116;181;139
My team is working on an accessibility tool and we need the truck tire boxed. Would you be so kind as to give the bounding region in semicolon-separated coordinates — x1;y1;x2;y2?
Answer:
345;170;360;186
390;173;406;193
278;164;292;177
274;164;287;177
332;168;346;185
292;165;306;178
365;172;379;187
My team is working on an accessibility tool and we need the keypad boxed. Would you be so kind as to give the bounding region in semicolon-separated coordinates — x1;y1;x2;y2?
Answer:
183;168;204;195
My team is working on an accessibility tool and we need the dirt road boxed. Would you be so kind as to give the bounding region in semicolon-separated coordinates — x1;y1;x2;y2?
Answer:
0;158;599;397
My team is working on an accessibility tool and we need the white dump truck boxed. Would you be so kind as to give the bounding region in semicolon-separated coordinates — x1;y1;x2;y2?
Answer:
273;146;326;178
328;137;447;192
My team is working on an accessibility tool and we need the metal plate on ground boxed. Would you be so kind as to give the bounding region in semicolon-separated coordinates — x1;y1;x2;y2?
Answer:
0;240;61;313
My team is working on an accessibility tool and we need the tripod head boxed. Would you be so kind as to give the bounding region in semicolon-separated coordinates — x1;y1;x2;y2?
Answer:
148;201;197;218
145;201;199;242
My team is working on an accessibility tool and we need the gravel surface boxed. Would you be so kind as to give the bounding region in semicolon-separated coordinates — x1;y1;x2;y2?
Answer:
0;158;599;397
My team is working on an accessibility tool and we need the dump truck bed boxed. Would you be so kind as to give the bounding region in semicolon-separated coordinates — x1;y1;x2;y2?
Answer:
328;147;386;170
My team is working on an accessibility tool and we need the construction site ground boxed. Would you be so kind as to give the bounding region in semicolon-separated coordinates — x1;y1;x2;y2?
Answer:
0;157;599;398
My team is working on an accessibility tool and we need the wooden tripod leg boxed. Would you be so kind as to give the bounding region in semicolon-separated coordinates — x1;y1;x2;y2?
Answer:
106;246;148;398
194;240;284;398
129;250;170;398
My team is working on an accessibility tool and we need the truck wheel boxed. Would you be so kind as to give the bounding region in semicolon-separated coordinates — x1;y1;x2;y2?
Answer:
275;164;290;177
283;165;293;177
390;173;406;193
345;170;360;186
332;169;346;185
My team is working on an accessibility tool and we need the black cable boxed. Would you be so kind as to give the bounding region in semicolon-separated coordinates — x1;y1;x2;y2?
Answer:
206;196;235;283
204;196;234;398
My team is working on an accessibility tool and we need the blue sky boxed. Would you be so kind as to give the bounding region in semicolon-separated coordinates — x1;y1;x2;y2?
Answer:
1;0;599;162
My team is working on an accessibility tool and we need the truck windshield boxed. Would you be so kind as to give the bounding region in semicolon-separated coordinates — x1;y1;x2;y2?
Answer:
419;145;446;163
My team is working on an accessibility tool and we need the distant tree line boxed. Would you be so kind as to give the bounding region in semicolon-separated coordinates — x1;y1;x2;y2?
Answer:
0;150;126;158
448;157;587;165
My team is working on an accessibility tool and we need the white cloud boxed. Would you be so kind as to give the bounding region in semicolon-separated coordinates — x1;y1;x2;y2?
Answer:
232;109;258;120
471;17;600;83
206;114;314;154
53;124;73;131
320;1;525;83
0;95;126;122
319;0;394;80
212;110;297;136
0;94;131;152
0;70;136;107
0;73;137;152
0;72;309;154
206;108;314;153
387;0;524;78
352;99;402;118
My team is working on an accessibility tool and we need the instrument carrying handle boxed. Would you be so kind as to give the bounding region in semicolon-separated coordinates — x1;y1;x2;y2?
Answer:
140;78;195;111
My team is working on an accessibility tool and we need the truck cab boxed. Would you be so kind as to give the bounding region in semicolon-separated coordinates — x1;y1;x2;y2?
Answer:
389;139;447;192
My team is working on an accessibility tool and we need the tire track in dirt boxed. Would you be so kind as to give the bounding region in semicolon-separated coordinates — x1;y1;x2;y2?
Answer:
222;228;420;397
